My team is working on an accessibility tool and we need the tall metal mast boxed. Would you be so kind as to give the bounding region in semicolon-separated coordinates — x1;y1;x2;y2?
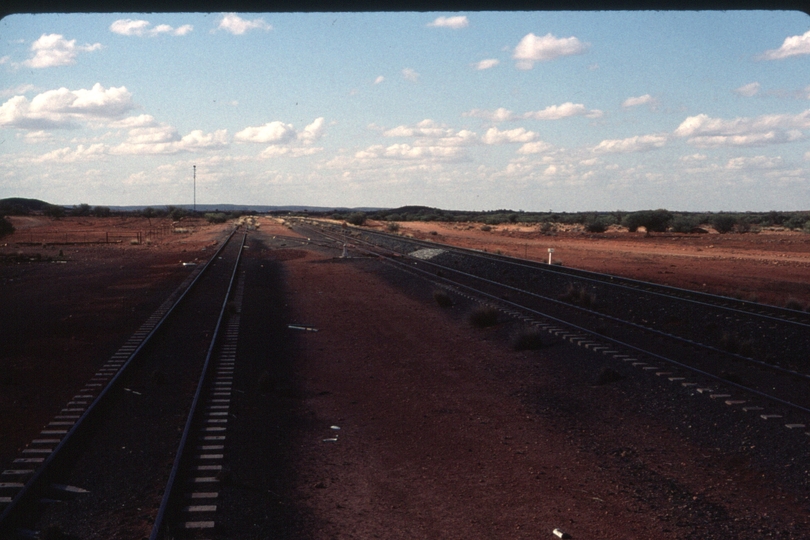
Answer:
193;165;196;213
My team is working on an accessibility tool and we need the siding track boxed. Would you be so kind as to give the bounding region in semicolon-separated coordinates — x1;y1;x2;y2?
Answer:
292;219;810;432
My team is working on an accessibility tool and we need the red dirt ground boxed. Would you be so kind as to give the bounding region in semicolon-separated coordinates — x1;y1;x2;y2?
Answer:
2;215;809;538
0;216;230;469
261;218;810;539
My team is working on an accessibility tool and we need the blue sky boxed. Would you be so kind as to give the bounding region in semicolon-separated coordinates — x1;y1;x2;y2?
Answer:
1;11;809;211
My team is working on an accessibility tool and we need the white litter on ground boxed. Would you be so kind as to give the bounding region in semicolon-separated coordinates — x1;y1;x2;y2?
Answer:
409;248;445;260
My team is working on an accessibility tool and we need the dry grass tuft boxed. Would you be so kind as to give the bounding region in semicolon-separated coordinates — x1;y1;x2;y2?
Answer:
559;283;595;308
433;290;453;308
719;332;754;357
468;305;499;328
257;370;273;393
511;327;544;350
594;367;624;386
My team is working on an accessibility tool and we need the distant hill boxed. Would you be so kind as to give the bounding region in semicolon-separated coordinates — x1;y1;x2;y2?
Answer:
0;199;386;215
109;204;386;213
0;197;53;214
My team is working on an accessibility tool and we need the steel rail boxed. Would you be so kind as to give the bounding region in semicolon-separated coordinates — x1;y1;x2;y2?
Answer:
303;224;810;417
296;218;810;372
344;230;810;382
0;230;237;532
315;221;810;328
149;232;247;540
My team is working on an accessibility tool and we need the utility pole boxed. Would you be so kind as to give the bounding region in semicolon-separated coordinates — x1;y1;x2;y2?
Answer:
193;165;196;213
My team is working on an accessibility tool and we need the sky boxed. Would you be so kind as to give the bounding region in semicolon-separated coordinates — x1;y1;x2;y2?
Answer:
0;11;809;211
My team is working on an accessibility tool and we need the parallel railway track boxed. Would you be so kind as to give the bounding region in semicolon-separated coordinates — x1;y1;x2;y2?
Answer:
291;219;810;428
0;231;246;539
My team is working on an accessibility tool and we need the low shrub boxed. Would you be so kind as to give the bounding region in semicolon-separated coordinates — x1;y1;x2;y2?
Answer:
785;297;805;311
670;215;700;233
468;305;498;328
346;212;366;226
584;219;607;233
386;222;400;232
257;370;273;393
718;332;753;357
622;209;672;233
150;370;166;385
559;283;595;308
205;212;228;224
594;367;624;385
511;327;544;350
480;225;492;232
711;214;737;234
433;290;453;308
0;216;14;238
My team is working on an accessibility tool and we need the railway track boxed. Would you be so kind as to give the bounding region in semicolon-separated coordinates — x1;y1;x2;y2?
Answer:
0;231;246;539
291;219;810;431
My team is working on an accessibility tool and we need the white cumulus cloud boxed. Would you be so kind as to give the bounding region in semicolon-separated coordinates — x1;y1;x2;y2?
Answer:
23;34;101;68
517;140;553;154
0;84;136;130
111;125;228;155
0;84;36;98
34;143;107;163
481;127;537;145
524;102;602;120
733;82;761;97
355;143;467;162
402;68;420;82
622;94;656;108
726;155;782;169
473;59;499;70
462;108;515;122
383;119;477;147
513;33;588;69
427;16;469;29
592;134;668;153
235;121;296;144
298;117;325;144
110;19;193;37
757;30;810;60
216;13;272;35
674;110;810;147
374;76;385;84
260;146;323;158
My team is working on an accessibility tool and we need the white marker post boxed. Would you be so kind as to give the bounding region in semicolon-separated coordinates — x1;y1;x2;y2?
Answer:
548;247;554;264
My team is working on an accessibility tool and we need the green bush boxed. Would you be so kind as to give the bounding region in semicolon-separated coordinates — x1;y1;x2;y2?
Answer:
204;212;228;224
511;327;544;350
711;214;737;234
386;222;400;232
784;215;807;230
433;290;453;307
0;216;14;238
69;203;91;217
166;206;188;221
346;212;366;226
559;283;595;308
670;215;700;233
468;306;498;328
584;216;614;233
622;209;672;232
42;204;66;218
